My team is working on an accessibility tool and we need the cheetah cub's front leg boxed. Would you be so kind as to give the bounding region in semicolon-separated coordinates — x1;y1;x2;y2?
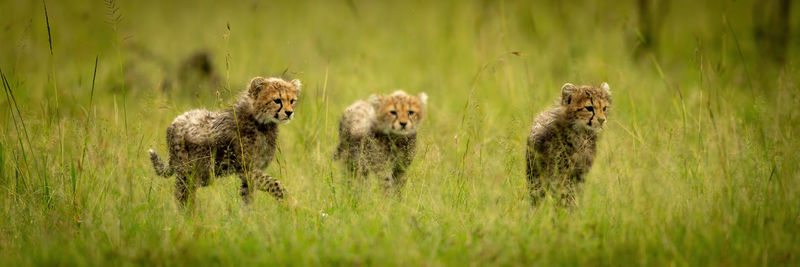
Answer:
238;170;287;204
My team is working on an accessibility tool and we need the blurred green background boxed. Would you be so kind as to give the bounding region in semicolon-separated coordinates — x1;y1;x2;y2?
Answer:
1;0;799;265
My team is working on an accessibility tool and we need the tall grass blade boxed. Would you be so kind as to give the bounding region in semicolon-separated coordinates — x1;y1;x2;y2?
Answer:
42;0;53;56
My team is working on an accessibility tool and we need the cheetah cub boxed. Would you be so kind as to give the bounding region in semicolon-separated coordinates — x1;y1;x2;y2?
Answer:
335;90;428;194
148;77;301;206
526;82;611;205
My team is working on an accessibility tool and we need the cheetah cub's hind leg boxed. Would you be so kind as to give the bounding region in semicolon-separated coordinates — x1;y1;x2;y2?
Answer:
174;174;198;207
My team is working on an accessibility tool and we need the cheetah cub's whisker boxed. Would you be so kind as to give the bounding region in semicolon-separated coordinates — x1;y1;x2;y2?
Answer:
148;76;301;206
334;90;428;195
526;82;611;206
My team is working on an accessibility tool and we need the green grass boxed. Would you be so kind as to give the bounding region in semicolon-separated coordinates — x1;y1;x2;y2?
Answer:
1;0;799;265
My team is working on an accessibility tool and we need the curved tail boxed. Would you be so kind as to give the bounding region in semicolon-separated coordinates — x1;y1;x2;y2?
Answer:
149;149;174;177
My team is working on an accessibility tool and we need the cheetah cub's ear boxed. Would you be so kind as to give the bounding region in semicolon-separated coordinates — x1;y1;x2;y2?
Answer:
248;76;267;98
561;83;578;105
368;94;383;109
290;79;302;92
601;82;611;95
418;92;428;105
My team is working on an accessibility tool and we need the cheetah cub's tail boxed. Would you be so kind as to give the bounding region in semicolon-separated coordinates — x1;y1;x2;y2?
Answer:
148;149;173;177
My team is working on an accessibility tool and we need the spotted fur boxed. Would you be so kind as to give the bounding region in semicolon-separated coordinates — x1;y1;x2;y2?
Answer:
526;82;611;205
335;90;427;194
148;76;301;206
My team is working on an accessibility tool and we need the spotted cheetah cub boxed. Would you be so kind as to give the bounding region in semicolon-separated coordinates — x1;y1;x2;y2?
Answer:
335;90;428;194
526;82;611;205
148;77;301;206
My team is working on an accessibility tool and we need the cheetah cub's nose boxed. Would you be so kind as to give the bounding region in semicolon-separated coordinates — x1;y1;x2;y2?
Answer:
285;111;293;117
598;118;606;124
399;122;407;129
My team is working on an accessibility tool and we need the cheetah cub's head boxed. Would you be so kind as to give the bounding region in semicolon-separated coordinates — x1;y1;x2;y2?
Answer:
369;90;428;135
561;82;611;132
247;77;301;124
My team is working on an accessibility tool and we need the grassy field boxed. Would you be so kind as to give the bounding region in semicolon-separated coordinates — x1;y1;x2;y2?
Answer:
1;0;799;265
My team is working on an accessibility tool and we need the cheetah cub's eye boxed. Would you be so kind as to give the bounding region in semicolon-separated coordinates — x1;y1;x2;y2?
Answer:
585;106;594;112
603;106;607;112
408;110;415;116
390;110;397;116
290;99;295;104
273;99;282;104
